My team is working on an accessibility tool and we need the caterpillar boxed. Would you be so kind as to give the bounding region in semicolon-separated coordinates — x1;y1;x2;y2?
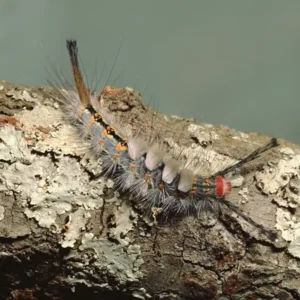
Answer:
53;39;279;241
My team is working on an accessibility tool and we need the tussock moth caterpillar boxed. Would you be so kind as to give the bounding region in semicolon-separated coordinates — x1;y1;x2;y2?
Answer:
51;39;279;241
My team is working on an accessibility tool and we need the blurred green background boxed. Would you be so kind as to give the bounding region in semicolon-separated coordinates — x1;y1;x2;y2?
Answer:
1;0;300;143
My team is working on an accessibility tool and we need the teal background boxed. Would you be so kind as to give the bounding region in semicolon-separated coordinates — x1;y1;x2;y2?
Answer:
1;0;300;143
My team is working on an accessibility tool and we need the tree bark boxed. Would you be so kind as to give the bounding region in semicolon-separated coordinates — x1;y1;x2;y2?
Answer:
0;80;299;300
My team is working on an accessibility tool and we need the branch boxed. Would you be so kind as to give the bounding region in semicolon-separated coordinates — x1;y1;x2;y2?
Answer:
0;80;299;300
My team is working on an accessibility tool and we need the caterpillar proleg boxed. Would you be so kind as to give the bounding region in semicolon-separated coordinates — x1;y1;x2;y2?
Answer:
55;39;279;241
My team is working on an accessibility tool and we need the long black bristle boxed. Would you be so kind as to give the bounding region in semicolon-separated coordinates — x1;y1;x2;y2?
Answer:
222;198;277;241
212;138;279;178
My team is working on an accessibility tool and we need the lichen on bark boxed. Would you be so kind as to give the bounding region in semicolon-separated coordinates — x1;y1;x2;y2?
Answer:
0;80;300;300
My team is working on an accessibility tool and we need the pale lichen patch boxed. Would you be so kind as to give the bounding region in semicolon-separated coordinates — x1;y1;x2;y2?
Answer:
132;288;152;299
18;104;90;156
24;207;58;230
187;123;219;143
255;148;300;249
289;235;300;259
0;205;4;221
109;201;137;245
275;208;300;241
275;207;300;257
0;124;104;235
255;151;300;201
60;208;90;248
6;89;37;104
238;187;249;203
232;132;250;141
78;234;144;285
0;125;32;163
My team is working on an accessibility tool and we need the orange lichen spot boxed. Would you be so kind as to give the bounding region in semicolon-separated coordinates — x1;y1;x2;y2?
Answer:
87;124;92;129
98;138;104;144
129;164;136;169
101;85;125;97
145;173;152;179
90;115;95;123
0;117;17;127
102;129;108;137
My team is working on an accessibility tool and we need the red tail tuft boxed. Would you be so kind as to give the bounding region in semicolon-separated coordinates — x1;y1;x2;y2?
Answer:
215;177;232;197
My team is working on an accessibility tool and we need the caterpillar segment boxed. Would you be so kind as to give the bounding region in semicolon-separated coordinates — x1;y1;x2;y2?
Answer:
63;39;279;240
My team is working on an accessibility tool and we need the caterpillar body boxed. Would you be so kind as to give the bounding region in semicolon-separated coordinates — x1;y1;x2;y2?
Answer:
55;39;279;240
